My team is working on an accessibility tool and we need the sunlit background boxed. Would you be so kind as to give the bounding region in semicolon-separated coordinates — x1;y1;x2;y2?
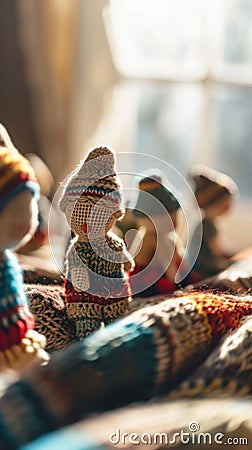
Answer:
0;0;252;252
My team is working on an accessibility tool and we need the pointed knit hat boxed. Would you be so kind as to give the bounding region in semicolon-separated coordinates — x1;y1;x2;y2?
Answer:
190;165;238;209
132;174;180;217
0;124;40;213
59;145;124;215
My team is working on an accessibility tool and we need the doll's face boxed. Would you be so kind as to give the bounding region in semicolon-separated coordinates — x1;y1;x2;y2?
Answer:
0;191;39;251
70;196;123;240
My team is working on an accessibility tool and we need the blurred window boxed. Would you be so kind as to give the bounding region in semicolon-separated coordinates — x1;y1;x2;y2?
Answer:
105;0;252;199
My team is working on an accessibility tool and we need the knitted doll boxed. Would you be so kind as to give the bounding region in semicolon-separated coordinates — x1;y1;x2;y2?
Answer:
129;175;197;297
59;146;133;339
189;165;238;278
0;124;48;371
18;153;55;253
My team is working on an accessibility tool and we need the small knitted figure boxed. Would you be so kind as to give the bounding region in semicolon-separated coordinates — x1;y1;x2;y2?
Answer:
129;175;198;297
189;165;238;278
18;153;55;253
0;124;48;371
59;146;133;339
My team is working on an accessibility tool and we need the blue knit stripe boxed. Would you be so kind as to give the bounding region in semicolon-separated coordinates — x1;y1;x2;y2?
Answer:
0;251;28;312
20;429;106;450
83;319;158;397
66;184;121;198
0;180;40;213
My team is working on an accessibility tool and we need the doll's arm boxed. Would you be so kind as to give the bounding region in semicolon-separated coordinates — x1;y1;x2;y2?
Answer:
114;233;135;273
109;232;135;273
67;245;90;292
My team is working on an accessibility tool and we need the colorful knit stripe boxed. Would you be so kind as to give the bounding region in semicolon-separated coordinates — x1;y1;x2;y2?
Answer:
0;179;39;213
0;251;29;307
65;184;121;202
0;320;157;449
0;306;34;350
0;322;27;350
65;280;131;305
0;251;35;350
0;148;39;212
169;316;252;399
0;288;28;310
0;304;33;321
73;240;126;267
0;153;33;184
196;294;251;339
0;170;36;194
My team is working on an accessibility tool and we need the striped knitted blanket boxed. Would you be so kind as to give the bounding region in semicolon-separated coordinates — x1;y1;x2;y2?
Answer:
0;290;251;449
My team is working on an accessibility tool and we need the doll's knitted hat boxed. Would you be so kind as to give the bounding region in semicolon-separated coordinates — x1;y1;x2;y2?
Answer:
0;125;48;370
59;146;124;216
132;175;180;218
0;124;40;213
190;165;238;209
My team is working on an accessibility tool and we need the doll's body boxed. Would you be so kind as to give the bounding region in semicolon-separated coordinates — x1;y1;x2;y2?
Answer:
129;175;197;297
65;232;132;337
129;213;183;296
193;215;228;277
0;124;48;371
60;146;133;339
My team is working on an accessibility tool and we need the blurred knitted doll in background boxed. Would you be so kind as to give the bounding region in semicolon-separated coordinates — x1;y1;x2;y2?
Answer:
0;124;48;371
129;175;198;297
189;165;238;279
18;153;54;253
59;146;134;339
17;154;69;281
